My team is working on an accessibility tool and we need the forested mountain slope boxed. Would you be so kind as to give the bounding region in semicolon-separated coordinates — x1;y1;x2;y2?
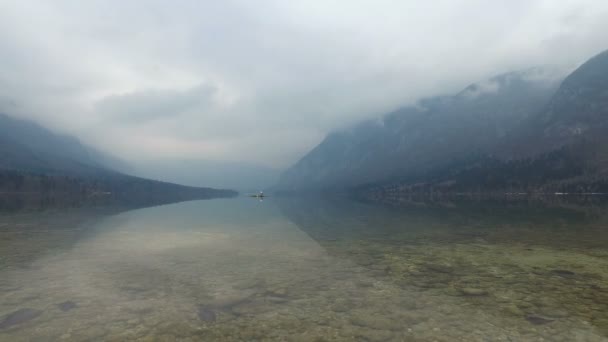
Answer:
277;67;565;192
0;113;237;202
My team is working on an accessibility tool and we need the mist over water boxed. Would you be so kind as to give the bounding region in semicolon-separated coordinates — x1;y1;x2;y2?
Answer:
2;197;608;341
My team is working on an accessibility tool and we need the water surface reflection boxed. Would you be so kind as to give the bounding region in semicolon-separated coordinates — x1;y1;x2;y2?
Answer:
1;197;608;341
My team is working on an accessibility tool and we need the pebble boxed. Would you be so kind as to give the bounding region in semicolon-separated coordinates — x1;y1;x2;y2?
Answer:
266;296;288;304
356;328;394;341
525;314;556;325
206;291;254;309
460;288;488;296
425;263;454;274
197;306;217;322
0;308;43;329
268;288;288;297
503;304;524;316
57;300;77;312
350;311;402;330
233;279;264;290
551;270;575;278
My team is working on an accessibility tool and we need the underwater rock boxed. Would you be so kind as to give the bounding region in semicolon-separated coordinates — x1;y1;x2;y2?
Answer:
350;310;402;330
267;288;288;297
356;279;374;288
0;286;21;293
460;288;488;296
119;285;150;295
503;304;524;316
206;291;254;309
356;258;374;266
399;298;420;310
551;270;575;278
0;308;42;329
424;263;454;274
538;307;569;318
233;279;264;290
331;299;352;312
525;314;555;325
57;301;77;312
355;328;394;342
266;296;288;304
232;301;273;316
443;288;463;296
197;306;217;322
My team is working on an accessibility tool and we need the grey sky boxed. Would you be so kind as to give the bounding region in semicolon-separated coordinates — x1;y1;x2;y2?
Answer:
1;0;607;169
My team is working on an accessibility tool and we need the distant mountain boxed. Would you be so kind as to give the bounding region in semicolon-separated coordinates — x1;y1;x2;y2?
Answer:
129;159;280;192
409;49;608;194
359;49;608;200
497;50;608;159
0;113;123;175
276;66;566;192
0;113;237;203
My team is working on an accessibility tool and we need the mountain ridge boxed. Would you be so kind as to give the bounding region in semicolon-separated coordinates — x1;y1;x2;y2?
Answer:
276;66;567;192
277;49;608;198
0;113;238;203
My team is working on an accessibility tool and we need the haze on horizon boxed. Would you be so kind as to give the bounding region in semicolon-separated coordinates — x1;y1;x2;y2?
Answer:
1;0;608;188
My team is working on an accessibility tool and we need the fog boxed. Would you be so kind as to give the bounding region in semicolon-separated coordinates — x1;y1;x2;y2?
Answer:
1;0;608;187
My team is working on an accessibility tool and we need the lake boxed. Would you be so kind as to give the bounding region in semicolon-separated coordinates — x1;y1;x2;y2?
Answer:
1;196;608;341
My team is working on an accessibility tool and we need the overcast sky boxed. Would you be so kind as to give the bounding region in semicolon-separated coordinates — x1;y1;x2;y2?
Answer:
1;0;607;169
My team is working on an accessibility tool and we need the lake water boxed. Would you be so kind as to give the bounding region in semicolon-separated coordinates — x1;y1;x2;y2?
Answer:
1;196;608;341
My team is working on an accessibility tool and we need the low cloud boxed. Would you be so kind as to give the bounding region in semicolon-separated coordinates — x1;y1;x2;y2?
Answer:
1;0;608;170
97;85;216;124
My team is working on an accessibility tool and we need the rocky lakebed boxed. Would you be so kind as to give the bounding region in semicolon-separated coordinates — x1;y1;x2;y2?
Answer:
1;197;608;341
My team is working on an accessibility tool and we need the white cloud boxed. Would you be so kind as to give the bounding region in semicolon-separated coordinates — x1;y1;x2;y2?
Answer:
0;0;607;169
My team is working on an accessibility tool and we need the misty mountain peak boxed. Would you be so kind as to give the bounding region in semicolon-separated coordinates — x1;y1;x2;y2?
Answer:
277;67;566;191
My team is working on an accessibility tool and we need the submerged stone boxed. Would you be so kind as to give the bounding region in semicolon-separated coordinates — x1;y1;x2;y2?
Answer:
0;308;42;329
266;296;288;304
206;291;254;309
57;300;77;312
267;288;288;297
525;314;555;325
355;279;374;288
356;328;394;342
331;299;353;312
503;304;524;316
350;311;402;331
460;288;488;296
197;306;217;322
233;279;264;290
538;307;569;318
424;263;454;274
551;269;575;278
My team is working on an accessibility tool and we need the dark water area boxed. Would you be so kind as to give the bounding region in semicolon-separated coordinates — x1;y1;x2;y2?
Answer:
1;196;608;341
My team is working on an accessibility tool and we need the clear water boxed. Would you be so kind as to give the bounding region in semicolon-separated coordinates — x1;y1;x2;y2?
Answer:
1;196;608;341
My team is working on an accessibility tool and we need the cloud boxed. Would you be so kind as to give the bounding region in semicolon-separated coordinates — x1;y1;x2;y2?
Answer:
96;84;216;123
0;0;607;170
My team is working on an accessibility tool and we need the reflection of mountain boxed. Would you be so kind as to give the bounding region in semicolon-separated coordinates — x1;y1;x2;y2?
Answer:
276;197;608;339
0;205;134;267
0;198;333;341
276;196;608;251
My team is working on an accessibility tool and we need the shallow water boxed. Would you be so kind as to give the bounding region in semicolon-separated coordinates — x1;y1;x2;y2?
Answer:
1;197;608;341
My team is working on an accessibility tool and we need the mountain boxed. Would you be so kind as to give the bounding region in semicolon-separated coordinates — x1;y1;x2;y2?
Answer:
411;49;608;195
276;66;566;192
0;113;237;203
0;113;121;175
499;50;608;159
